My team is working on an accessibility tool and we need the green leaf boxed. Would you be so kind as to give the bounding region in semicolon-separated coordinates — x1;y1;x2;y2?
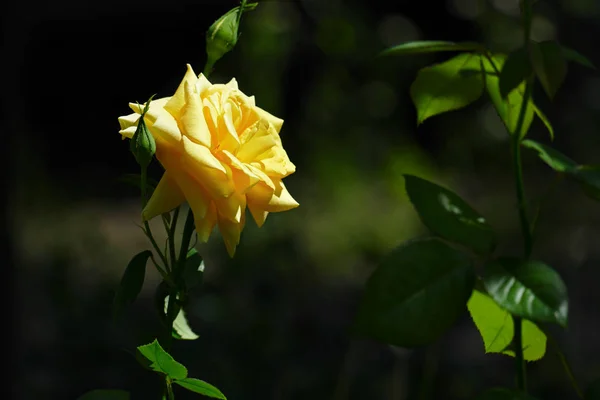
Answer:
77;390;130;400
113;250;152;320
467;290;547;361
137;339;188;379
380;41;482;56
404;174;496;254
353;238;475;347
410;53;484;124
174;378;227;399
532;104;554;141
483;258;568;327
183;248;205;290
561;45;596;70
521;139;577;172
498;47;531;98
530;40;568;99
585;378;600;400
475;387;539;399
164;295;199;340
482;54;535;138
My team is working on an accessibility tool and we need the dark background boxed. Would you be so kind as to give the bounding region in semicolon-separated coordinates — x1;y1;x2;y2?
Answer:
4;0;600;399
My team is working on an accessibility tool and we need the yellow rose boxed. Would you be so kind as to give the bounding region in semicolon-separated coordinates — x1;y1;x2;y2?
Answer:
118;64;298;257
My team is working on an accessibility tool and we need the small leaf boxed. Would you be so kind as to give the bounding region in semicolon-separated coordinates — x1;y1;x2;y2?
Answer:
483;54;536;138
404;174;496;254
475;387;539;399
521;140;577;172
353;238;475;347
483;258;568;327
164;295;199;340
586;378;600;400
183;248;205;290
561;45;596;70
113;250;152;320
137;339;188;380
499;47;532;98
530;40;568;99
380;41;482;56
410;53;484;124
77;390;130;400
468;290;547;361
174;378;227;399
532;104;554;141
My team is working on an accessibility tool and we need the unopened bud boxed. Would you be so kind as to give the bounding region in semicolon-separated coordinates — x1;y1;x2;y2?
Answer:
130;96;157;168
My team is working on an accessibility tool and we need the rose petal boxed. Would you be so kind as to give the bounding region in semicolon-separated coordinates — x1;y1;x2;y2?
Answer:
171;169;212;221
164;64;200;118
142;171;186;221
254;105;284;132
214;190;246;224
247;179;299;227
217;207;246;257
195;201;217;243
180;81;212;147
181;136;234;198
220;150;261;193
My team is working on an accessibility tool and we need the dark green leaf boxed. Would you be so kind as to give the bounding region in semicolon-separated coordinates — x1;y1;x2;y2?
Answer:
183;248;205;290
404;174;496;254
77;390;130;400
522;140;577;172
482;54;535;138
174;378;227;399
574;166;600;201
585;378;600;400
137;339;188;379
561;45;596;70
113;250;152;320
410;53;484;124
380;41;482;56
475;387;539;399
483;258;568;327
530;40;568;99
499;47;532;98
353;238;475;347
468;290;546;361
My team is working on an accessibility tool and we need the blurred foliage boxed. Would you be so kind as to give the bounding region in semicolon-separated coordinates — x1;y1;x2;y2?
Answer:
6;0;600;399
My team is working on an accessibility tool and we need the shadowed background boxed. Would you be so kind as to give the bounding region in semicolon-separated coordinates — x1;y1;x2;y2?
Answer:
4;0;600;399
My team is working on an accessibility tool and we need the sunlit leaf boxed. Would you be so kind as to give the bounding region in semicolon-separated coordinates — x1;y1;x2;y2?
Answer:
381;41;482;56
410;53;484;124
532;104;554;141
483;258;568;327
164;295;199;340
521;140;577;172
137;339;188;380
404;174;496;254
468;290;547;361
174;378;227;399
353;238;475;347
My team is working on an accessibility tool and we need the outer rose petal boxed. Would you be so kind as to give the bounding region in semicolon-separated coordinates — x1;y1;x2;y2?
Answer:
253;105;284;132
247;179;299;227
215;190;246;224
180;81;212;147
195;201;217;243
220;150;260;194
217;207;246;257
142;171;186;221
164;64;201;118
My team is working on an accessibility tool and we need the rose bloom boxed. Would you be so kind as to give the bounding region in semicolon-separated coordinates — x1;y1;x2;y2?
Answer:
118;64;298;257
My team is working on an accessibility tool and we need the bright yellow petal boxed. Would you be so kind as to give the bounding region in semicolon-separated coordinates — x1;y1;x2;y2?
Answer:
217;208;246;257
254;105;284;132
150;108;183;147
220;150;260;193
142;171;186;221
225;77;239;90
171;169;212;221
247;179;299;213
195;201;217;243
180;81;212;147
236;120;278;162
164;64;200;118
214;190;246;224
180;136;234;198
